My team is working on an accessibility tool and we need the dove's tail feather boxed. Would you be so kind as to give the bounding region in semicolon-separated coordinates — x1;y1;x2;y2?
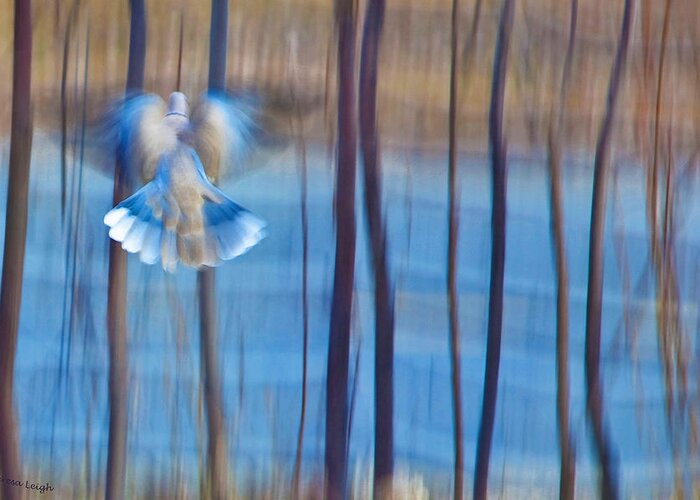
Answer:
202;191;267;262
104;181;265;272
104;182;167;266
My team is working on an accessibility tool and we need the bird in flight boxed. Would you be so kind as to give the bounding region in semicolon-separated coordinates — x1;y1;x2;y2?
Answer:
103;91;266;272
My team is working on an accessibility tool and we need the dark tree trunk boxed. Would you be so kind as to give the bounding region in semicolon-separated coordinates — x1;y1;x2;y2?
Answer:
446;0;463;496
208;0;228;92
0;1;32;498
287;36;309;500
473;0;514;498
547;1;578;498
197;270;227;500
291;96;309;500
125;0;146;93
324;0;358;497
584;1;634;499
548;133;577;500
200;1;230;498
105;1;145;499
358;0;394;497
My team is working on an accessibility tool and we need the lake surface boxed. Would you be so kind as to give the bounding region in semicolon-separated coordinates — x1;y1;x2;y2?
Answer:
1;133;698;497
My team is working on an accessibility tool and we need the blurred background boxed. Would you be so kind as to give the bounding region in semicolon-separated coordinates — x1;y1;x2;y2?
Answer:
1;0;700;497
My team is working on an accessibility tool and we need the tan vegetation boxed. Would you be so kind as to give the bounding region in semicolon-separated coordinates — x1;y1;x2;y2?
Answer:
0;0;698;155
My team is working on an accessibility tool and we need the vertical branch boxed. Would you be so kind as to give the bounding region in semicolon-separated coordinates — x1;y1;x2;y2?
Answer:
105;1;145;499
289;37;310;500
461;0;482;69
59;0;81;395
358;0;394;497
649;0;672;274
200;1;229;499
175;11;184;91
0;1;32;497
291;107;309;500
197;268;227;500
60;0;79;225
547;1;578;498
324;0;358;496
125;0;146;93
446;0;463;495
650;0;679;434
208;0;228;92
67;14;91;382
473;0;514;498
584;1;634;499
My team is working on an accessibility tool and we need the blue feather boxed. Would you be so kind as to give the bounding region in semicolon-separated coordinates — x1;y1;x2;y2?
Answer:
202;192;266;261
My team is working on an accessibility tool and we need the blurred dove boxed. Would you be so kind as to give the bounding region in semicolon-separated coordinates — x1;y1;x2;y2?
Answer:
103;91;266;272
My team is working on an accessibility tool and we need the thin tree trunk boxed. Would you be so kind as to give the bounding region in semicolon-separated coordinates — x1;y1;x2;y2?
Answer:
584;1;634;499
59;0;82;391
105;1;145;499
649;0;678;431
649;0;672;274
473;0;514;498
60;0;79;225
199;1;229;498
324;0;358;497
197;269;227;500
0;2;32;498
446;0;463;496
548;132;577;500
547;1;578;498
208;0;228;92
291;101;309;500
288;35;309;500
358;0;394;497
175;12;184;91
461;0;482;68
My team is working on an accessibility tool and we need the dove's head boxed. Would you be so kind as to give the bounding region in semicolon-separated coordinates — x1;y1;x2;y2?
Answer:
166;92;189;118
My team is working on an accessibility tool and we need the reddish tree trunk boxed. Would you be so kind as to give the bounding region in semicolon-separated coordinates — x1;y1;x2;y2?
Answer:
446;0;463;496
106;1;145;499
358;0;394;496
324;0;358;497
584;1;634;498
473;0;514;498
199;1;230;498
547;1;578;498
0;2;32;498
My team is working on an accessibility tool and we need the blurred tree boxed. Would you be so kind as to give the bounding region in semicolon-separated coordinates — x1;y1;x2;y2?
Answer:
473;0;514;498
325;0;358;497
584;0;634;498
461;0;482;70
198;1;230;499
0;1;32;498
649;0;686;447
291;89;309;500
446;0;463;496
547;1;578;498
60;0;79;224
288;34;310;500
106;1;145;499
358;0;395;496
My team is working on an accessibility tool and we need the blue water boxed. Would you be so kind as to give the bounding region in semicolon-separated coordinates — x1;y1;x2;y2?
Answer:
1;133;698;496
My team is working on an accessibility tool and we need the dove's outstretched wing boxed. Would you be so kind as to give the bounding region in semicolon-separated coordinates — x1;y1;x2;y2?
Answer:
105;93;175;184
190;90;261;183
